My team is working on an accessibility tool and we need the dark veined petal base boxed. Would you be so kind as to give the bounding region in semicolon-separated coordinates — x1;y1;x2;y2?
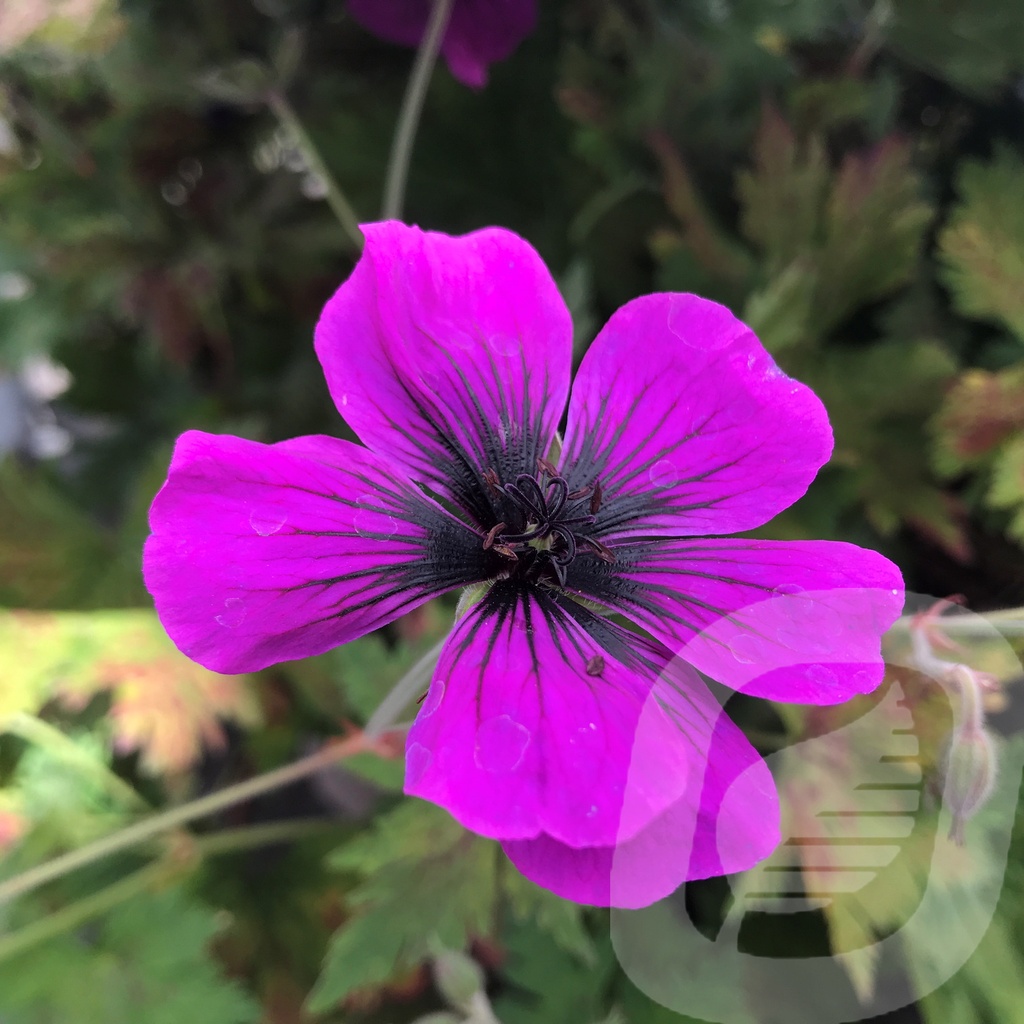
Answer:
405;579;779;905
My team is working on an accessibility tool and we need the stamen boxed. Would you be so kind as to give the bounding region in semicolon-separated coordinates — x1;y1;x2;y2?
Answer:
482;522;507;550
590;480;603;515
567;485;593;501
482;468;501;494
545;477;568;518
493;543;519;561
582;536;616;563
586;655;605;677
537;456;559;477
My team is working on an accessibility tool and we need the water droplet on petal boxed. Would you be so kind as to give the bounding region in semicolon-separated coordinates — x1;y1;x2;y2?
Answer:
353;494;398;538
419;368;442;392
475;715;530;773
405;742;432;786
216;598;246;628
851;668;877;692
340;393;349;407
420;678;445;717
806;664;837;690
773;583;805;598
650;460;679;488
249;509;286;536
728;633;762;665
491;333;520;357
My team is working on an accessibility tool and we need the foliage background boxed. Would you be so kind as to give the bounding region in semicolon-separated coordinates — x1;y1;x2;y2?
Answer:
2;0;1024;1021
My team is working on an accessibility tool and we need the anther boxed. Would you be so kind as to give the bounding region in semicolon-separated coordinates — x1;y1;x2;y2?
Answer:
590;480;603;515
482;468;501;494
482;522;507;550
582;536;616;563
537;456;559;477
493;544;519;561
586;655;605;677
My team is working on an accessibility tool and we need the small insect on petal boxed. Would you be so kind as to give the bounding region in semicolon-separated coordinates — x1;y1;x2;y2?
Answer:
586;655;605;677
483;522;507;550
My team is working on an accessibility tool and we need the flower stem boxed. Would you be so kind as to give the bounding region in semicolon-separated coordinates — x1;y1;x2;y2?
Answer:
0;859;175;964
267;89;364;251
381;0;455;220
0;731;386;908
365;638;445;737
0;820;338;965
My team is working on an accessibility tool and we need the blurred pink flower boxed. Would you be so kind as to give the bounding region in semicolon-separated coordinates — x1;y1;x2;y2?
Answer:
347;0;537;88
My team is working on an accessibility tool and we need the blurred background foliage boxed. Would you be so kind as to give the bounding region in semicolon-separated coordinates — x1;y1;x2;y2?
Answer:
2;0;1024;1022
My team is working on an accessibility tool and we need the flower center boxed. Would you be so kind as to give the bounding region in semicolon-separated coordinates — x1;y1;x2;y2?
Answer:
481;467;614;586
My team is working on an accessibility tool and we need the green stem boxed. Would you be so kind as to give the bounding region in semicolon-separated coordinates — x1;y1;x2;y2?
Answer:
365;638;445;737
267;90;364;250
0;735;370;908
0;859;174;964
2;713;147;811
0;821;339;965
188;817;339;857
381;0;455;219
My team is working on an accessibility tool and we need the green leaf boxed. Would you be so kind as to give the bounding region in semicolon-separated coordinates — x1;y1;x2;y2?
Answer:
0;609;259;773
940;147;1024;344
0;889;260;1024
737;105;829;279
931;366;1024;475
814;139;932;332
502;867;597;967
738;110;931;338
308;800;498;1012
887;0;1024;98
988;435;1024;541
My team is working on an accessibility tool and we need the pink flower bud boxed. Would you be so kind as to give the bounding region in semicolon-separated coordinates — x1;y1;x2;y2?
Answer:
941;726;997;845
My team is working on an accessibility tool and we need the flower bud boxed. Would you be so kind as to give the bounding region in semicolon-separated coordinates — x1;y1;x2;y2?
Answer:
432;948;485;1014
941;726;997;845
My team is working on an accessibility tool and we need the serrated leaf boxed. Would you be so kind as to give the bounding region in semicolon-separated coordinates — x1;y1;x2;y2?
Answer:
815;138;932;331
988;435;1024;541
940;148;1024;344
931;366;1024;474
0;609;259;773
309;800;498;1012
738;111;931;338
501;867;596;967
0;888;260;1024
737;104;829;278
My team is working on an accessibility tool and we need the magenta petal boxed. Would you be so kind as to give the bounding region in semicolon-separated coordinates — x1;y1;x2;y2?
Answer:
573;538;904;703
315;222;571;526
347;0;537;88
404;585;697;848
502;679;780;908
143;430;481;674
561;293;832;538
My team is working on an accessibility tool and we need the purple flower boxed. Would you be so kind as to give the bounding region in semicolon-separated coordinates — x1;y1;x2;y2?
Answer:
346;0;537;88
144;222;904;907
